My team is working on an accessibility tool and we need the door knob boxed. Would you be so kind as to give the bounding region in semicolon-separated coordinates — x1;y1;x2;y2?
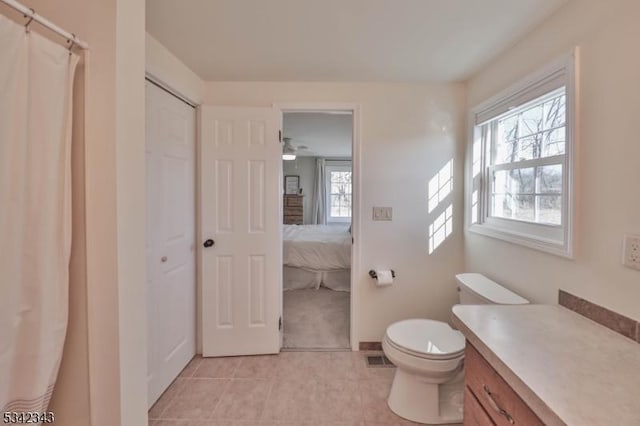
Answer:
203;239;215;248
161;256;168;263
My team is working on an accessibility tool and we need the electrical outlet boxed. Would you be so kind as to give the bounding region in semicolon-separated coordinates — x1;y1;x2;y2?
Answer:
622;234;640;270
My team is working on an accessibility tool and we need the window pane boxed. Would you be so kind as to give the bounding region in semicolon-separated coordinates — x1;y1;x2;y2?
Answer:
329;193;351;218
492;194;534;221
493;168;535;195
542;128;565;157
516;136;540;162
493;90;566;165
512;195;535;221
543;95;566;129
494;132;517;164
537;165;562;194
498;115;518;142
536;195;562;225
520;104;544;137
331;171;352;185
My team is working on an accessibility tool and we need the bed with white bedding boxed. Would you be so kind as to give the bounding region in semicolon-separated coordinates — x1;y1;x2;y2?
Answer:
283;224;351;292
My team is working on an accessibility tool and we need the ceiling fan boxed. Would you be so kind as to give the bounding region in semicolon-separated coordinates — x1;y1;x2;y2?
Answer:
282;137;309;160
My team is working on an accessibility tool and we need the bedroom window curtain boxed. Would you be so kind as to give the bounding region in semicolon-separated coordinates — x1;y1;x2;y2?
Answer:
0;15;79;413
311;158;326;224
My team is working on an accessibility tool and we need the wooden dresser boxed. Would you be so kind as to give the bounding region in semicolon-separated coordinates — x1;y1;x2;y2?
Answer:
283;195;303;225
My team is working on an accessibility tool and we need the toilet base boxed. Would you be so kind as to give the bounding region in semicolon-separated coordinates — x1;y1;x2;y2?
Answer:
387;368;464;424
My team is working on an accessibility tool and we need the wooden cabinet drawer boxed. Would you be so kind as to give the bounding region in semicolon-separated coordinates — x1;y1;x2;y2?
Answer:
283;214;303;225
465;344;543;426
284;206;303;214
465;386;496;426
285;195;303;206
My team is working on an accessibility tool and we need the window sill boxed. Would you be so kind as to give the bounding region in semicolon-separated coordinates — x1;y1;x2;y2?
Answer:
467;222;574;259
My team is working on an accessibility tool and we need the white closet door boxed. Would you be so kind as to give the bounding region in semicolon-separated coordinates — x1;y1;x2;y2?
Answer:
146;81;196;407
200;106;281;357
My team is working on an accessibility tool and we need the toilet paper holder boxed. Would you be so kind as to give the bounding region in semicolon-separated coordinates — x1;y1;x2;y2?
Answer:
369;270;396;279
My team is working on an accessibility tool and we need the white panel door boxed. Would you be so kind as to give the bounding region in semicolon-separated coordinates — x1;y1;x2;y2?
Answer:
146;81;196;407
200;106;281;357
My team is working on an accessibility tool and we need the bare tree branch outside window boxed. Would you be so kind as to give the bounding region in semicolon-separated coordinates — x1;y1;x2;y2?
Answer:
491;90;566;225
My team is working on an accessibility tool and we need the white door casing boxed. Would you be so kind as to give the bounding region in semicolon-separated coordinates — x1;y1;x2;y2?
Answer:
146;81;196;407
200;106;281;357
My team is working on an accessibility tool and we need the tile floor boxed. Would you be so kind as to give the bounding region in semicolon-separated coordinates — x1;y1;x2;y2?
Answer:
148;351;439;426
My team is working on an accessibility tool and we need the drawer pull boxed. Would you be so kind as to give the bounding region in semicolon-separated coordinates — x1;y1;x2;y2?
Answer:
483;384;515;424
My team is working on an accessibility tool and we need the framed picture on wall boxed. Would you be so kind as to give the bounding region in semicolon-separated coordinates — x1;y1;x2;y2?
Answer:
284;175;300;195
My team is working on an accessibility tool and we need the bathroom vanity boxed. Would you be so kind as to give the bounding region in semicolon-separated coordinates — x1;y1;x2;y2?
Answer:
464;343;542;425
452;304;640;426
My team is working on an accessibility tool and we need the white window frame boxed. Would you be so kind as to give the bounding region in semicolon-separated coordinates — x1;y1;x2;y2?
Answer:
467;50;578;258
325;163;352;223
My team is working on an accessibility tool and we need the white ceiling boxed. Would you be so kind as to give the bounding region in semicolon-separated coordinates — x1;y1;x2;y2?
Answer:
283;112;352;158
146;0;568;82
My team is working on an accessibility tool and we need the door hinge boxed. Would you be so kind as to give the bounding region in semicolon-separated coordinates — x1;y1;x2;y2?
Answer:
279;130;282;142
278;316;282;330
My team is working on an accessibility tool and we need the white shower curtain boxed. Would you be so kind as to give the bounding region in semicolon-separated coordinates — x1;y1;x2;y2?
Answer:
0;15;79;414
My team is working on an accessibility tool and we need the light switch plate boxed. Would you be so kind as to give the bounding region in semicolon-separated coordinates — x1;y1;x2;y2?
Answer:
622;234;640;270
383;207;392;220
373;207;392;221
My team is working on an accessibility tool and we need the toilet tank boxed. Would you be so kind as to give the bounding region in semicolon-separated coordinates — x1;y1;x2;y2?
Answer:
456;273;529;305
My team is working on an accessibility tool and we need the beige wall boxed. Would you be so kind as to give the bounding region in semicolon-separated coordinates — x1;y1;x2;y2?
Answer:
146;33;205;104
465;0;640;321
116;0;148;424
204;82;466;342
2;0;148;424
48;57;92;426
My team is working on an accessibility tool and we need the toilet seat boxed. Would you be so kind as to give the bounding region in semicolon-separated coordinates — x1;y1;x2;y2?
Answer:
385;319;465;360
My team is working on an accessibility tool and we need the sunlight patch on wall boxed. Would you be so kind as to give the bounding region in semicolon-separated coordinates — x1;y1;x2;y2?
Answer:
471;190;479;224
429;204;453;254
428;160;453;213
472;139;482;178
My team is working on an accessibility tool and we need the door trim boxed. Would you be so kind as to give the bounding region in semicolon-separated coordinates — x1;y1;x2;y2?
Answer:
275;102;362;351
145;72;198;108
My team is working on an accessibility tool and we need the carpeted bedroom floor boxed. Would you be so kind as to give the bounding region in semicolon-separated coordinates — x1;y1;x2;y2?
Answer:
283;288;350;350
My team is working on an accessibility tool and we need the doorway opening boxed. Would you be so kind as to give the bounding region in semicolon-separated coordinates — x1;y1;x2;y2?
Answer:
280;109;356;350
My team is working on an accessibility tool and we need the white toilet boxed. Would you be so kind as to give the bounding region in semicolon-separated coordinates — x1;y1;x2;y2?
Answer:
382;273;529;424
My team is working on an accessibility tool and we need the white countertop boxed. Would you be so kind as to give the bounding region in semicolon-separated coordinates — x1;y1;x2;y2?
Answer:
452;304;640;426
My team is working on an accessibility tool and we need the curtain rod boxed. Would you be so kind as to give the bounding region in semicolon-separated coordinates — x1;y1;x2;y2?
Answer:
1;0;89;49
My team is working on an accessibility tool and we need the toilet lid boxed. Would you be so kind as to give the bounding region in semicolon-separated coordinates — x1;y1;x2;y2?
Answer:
386;319;465;359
